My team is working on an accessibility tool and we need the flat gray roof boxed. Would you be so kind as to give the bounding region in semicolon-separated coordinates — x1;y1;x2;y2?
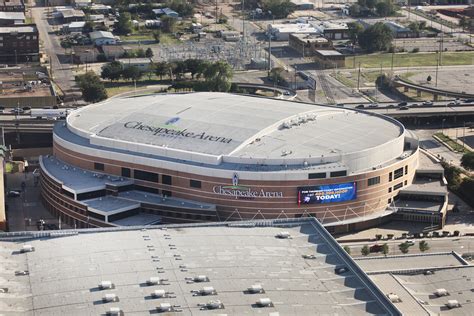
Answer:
355;252;467;274
67;93;402;160
82;196;140;215
111;213;161;226
0;25;36;33
394;199;444;213
0;219;400;315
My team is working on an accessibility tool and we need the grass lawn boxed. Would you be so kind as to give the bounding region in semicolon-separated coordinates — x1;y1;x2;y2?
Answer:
122;33;155;41
434;132;471;154
345;51;474;69
5;162;19;173
104;79;167;97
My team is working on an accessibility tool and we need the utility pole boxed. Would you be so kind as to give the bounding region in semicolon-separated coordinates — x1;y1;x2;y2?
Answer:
357;62;361;91
391;50;394;73
267;25;272;74
242;0;245;44
215;0;218;24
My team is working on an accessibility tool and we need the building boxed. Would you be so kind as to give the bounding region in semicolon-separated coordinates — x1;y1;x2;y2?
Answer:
117;57;153;71
290;0;314;10
0;11;24;25
0;0;24;12
309;21;350;40
63;21;85;33
384;21;416;38
0;25;39;63
289;33;333;57
89;30;116;46
53;8;85;23
40;93;422;232
268;23;320;41
101;44;125;60
313;49;345;68
0;218;401;315
72;0;90;7
152;7;179;18
72;45;99;63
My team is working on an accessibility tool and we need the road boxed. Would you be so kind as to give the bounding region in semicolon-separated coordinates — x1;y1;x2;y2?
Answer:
31;7;82;105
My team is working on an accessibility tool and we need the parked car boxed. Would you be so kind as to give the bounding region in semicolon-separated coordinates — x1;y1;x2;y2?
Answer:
355;104;365;109
399;106;410;110
398;101;408;107
7;190;21;197
406;240;415;245
368;103;379;108
369;244;383;253
422;101;433;106
336;103;345;107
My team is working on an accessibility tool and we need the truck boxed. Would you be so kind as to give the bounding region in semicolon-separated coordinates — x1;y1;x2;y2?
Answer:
30;109;71;120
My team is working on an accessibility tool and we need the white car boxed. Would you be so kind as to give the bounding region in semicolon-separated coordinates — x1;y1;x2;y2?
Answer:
368;103;379;108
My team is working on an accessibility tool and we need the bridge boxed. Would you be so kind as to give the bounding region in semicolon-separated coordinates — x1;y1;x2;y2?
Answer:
393;77;474;101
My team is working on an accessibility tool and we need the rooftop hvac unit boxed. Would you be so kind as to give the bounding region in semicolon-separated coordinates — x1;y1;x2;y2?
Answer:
435;288;448;297
201;286;215;295
103;293;117;302
248;284;263;293
157;302;172;312
194;275;208;282
152;289;166;298
257;298;272;307
107;307;121;315
22;245;34;252
147;277;160;285
446;300;460;309
100;281;113;289
276;231;291;239
206;300;222;309
387;293;401;303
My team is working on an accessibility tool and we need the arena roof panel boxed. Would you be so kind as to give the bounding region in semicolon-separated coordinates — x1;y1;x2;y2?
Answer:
67;93;403;161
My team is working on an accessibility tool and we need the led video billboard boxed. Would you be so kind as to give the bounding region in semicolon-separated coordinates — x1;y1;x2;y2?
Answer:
297;182;357;206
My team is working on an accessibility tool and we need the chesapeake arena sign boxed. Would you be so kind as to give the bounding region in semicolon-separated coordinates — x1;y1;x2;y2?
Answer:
213;173;283;199
123;121;233;144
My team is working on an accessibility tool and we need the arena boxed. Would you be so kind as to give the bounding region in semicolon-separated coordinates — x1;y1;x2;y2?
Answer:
40;92;420;231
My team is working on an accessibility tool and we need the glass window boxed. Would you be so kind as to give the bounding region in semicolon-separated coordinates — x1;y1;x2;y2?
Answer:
330;170;347;178
367;176;380;186
134;169;159;182
162;175;172;185
308;172;326;179
121;167;131;177
394;167;404;180
94;162;104;171
190;179;201;188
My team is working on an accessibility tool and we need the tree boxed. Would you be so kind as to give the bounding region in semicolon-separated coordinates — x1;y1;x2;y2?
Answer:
261;0;296;19
161;15;177;33
419;240;430;252
361;245;370;256
348;22;364;45
166;0;194;17
185;59;204;79
382;243;389;256
459;16;469;31
83;20;94;33
427;75;432;82
152;30;161;43
122;66;143;81
375;234;383;240
366;0;376;9
76;72;107;103
375;1;394;17
358;22;393;53
408;21;421;37
349;4;361;17
203;61;233;92
101;61;123;81
343;245;351;255
461;152;474;171
269;67;285;85
154;61;169;80
398;242;410;254
136;48;146;58
174;60;188;79
145;48;154;58
115;12;132;34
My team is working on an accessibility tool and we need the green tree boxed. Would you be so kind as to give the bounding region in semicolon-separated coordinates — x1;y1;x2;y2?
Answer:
116;12;132;34
145;48;154;58
269;67;285;85
261;0;296;19
366;0;376;9
83;20;94;33
122;66;143;81
136;48;146;58
343;245;351;255
166;0;194;17
349;4;361;17
419;240;430;252
348;22;364;45
399;242;410;254
76;72;107;103
459;16;469;31
185;59;204;79
203;61;233;92
461;152;474;171
161;15;177;33
154;61;169;80
152;30;161;43
427;75;432;82
375;1;394;17
174;60;188;79
361;245;370;256
382;243;389;256
101;61;123;81
358;22;393;53
357;0;367;6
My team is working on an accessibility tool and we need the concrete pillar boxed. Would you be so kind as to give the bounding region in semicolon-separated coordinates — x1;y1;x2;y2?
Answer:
433;94;438;101
417;90;422;97
404;86;409;92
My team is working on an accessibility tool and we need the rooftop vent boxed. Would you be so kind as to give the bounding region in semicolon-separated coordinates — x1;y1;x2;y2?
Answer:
192;286;216;296
202;300;223;310
103;293;118;302
106;307;121;315
152;289;166;298
21;245;34;253
157;302;172;312
247;284;263;294
276;231;291;239
257;298;273;307
147;277;160;285
193;275;209;282
99;281;114;290
387;293;401;303
302;254;316;259
435;288;448;297
15;270;29;276
446;300;460;309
